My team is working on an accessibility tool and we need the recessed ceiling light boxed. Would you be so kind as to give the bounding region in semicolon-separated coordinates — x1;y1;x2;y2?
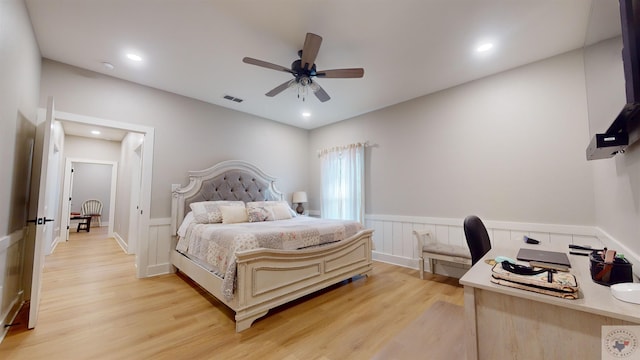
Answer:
302;112;311;117
102;62;115;70
91;130;101;135
476;43;494;53
126;53;142;62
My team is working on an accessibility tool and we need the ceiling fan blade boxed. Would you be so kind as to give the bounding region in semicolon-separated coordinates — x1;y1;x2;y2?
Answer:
316;68;365;78
243;57;293;74
312;83;331;102
300;33;322;71
266;80;295;97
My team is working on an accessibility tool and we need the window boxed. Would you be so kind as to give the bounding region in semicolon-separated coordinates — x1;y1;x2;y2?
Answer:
319;143;365;222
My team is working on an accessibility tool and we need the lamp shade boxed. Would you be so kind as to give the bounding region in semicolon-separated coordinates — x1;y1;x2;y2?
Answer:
292;191;308;203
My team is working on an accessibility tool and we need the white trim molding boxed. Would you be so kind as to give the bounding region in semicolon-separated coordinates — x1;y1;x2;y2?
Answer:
112;232;128;253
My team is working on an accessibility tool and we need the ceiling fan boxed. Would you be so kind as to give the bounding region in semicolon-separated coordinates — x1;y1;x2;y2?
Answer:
242;32;364;102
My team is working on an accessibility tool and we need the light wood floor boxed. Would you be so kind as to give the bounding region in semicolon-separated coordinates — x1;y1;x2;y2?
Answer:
0;228;464;360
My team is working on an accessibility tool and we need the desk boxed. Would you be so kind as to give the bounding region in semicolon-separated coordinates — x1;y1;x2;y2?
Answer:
70;215;92;232
460;247;640;360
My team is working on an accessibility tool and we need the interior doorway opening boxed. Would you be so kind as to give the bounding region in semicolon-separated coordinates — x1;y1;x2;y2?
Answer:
53;110;154;278
60;159;117;244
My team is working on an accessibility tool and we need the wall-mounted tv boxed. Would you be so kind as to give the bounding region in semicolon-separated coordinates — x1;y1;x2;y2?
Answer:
587;0;640;160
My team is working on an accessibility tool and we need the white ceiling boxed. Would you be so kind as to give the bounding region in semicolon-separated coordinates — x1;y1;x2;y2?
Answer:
25;0;621;131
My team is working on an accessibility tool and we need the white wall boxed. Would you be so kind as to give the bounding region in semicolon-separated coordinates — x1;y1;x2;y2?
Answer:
39;60;310;219
71;163;112;222
0;0;41;235
0;0;41;338
63;135;121;224
310;49;594;226
64;135;121;162
585;37;640;260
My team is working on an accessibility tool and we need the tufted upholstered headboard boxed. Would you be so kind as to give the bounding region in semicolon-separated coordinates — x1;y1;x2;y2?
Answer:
170;160;284;235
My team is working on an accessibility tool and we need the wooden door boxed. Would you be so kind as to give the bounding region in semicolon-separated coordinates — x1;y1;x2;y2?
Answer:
27;96;56;329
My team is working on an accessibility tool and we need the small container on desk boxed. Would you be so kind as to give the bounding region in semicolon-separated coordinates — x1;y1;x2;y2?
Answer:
589;250;633;286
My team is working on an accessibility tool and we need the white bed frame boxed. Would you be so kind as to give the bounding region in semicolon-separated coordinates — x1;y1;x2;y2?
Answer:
170;160;373;332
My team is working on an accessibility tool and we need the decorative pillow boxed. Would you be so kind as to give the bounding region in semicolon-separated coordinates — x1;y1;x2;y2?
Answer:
271;204;293;220
189;201;245;224
220;205;249;224
247;206;272;222
246;201;294;222
247;201;296;215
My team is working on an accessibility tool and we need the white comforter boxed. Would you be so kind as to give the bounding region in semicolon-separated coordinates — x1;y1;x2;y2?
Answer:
176;216;363;300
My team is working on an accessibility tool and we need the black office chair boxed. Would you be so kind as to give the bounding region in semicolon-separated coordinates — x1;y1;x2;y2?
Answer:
463;215;492;265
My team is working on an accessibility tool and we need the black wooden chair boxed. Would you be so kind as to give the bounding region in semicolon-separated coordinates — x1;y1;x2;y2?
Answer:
463;215;492;265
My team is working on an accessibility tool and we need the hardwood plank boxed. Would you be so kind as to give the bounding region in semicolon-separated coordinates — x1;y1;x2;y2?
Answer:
0;228;464;359
371;301;465;360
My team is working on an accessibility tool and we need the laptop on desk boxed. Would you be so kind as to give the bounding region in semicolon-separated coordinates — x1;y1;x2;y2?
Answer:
516;248;572;268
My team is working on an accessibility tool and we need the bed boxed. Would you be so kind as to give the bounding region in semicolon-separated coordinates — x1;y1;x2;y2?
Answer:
170;160;373;332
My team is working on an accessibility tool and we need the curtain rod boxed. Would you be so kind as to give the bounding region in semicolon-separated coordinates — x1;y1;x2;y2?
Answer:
317;141;369;157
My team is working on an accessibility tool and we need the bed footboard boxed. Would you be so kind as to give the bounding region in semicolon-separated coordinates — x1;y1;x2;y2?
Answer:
171;229;373;332
233;229;373;331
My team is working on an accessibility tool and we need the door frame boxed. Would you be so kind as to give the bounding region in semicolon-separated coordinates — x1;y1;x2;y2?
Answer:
60;159;117;240
128;144;143;256
53;110;154;278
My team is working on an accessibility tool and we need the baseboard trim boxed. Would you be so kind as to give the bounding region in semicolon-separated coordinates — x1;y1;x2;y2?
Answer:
146;263;172;277
112;232;128;253
373;251;415;269
0;296;24;344
50;235;61;254
373;251;469;279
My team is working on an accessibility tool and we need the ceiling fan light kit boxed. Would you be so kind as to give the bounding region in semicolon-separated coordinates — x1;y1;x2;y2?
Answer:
243;32;364;102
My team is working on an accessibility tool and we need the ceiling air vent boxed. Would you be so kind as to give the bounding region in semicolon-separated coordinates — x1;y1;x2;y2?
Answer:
223;95;243;103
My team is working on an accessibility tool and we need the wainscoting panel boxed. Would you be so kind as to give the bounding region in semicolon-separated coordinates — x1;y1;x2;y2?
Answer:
365;214;603;277
144;214;636;279
0;229;25;341
147;218;173;276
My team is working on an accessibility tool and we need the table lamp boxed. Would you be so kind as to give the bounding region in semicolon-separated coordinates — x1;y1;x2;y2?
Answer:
292;191;308;215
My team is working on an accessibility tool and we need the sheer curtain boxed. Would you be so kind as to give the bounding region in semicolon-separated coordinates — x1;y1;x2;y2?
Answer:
319;143;365;223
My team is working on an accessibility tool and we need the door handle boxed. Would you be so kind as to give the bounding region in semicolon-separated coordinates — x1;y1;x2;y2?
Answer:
26;217;55;225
